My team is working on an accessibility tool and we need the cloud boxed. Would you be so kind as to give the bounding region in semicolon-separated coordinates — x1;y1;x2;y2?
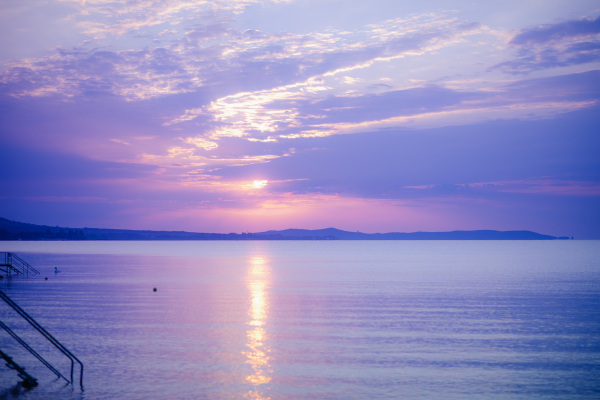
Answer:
1;12;482;101
463;179;600;196
0;140;158;206
182;136;219;151
213;104;600;201
0;45;209;100
403;179;600;198
502;69;600;101
110;138;131;145
509;16;600;46
159;15;487;141
496;16;600;73
138;147;284;173
59;0;290;38
198;70;599;140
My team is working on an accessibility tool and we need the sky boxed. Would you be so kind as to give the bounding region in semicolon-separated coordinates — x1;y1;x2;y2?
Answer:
1;0;599;237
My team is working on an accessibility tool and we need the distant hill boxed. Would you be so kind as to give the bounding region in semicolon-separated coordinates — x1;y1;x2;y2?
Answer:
256;228;565;240
0;217;236;240
0;217;568;241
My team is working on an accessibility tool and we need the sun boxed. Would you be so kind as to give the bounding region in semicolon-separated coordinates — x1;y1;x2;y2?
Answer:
252;180;268;189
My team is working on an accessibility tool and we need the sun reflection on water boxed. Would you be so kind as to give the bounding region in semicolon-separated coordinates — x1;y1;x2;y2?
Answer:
244;255;272;399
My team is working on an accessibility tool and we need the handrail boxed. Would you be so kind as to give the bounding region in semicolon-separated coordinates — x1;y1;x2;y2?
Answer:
9;253;40;275
0;252;40;275
0;320;69;383
0;290;83;389
0;252;18;277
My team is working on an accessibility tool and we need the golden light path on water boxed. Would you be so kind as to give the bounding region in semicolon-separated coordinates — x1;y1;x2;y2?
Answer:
244;255;272;400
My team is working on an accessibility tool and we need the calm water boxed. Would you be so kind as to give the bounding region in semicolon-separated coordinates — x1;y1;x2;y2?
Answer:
0;240;599;399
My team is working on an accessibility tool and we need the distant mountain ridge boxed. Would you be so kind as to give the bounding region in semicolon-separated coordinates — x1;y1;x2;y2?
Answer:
256;227;568;240
0;217;570;240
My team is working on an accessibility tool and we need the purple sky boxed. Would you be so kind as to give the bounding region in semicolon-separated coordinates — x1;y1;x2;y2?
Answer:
1;1;599;237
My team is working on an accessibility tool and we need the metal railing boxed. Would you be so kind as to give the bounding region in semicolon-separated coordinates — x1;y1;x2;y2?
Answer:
0;252;40;276
0;290;84;390
0;320;69;383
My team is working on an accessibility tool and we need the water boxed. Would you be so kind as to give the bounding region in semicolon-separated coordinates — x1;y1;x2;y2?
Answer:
0;240;599;399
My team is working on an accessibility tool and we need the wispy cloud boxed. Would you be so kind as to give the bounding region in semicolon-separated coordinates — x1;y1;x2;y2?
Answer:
163;15;486;140
0;12;478;104
463;178;600;196
59;0;290;37
496;16;600;73
509;16;600;45
403;179;600;197
138;147;284;172
185;70;599;141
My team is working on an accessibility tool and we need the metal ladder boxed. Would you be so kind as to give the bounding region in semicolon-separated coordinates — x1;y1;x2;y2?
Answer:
0;289;84;390
0;252;40;277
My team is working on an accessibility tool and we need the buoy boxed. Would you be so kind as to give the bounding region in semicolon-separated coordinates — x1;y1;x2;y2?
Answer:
45;277;48;281
153;287;157;292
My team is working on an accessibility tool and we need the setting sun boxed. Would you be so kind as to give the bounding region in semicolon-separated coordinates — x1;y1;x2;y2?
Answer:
253;180;268;189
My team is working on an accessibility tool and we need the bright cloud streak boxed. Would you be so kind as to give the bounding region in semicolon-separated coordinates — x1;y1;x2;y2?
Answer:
305;100;597;136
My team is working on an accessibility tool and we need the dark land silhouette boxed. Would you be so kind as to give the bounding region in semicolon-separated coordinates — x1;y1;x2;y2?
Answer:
0;217;570;241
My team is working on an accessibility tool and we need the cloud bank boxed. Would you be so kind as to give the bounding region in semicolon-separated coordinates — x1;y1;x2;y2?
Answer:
1;2;599;237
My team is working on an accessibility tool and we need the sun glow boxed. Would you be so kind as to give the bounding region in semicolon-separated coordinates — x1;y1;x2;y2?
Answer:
253;180;268;189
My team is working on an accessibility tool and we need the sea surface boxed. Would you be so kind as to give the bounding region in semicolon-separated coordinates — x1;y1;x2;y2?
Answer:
0;240;599;399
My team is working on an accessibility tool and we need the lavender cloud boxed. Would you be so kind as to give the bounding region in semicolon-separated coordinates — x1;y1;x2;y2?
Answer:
61;0;289;38
509;16;600;45
496;16;600;73
214;103;600;200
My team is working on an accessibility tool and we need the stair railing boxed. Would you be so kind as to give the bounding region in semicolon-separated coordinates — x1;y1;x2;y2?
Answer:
0;252;40;276
0;290;83;389
0;320;69;383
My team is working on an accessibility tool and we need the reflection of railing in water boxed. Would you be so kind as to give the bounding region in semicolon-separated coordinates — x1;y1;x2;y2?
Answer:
0;349;38;389
0;252;40;277
0;289;84;390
